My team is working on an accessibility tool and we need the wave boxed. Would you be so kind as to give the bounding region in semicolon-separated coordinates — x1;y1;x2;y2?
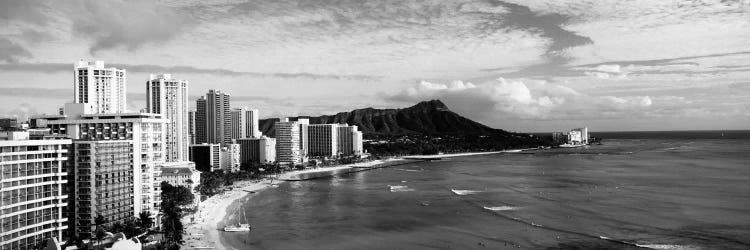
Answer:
451;189;483;195
388;185;415;192
394;168;423;172
636;244;701;250
482;206;519;211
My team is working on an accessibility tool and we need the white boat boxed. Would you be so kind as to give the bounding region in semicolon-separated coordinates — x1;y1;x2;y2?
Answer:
224;205;251;232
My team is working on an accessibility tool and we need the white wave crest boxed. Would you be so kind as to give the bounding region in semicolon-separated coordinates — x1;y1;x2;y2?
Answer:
388;185;414;192
451;189;483;195
636;244;701;250
482;206;518;211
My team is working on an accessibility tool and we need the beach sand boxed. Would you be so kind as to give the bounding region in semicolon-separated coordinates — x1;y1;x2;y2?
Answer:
181;159;401;249
182;178;276;250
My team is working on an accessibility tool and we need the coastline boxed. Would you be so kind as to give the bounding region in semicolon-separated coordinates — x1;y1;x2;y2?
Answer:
183;178;276;250
182;150;529;249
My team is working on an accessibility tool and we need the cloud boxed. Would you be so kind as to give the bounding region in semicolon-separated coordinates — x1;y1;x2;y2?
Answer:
67;0;193;54
0;0;194;54
0;37;32;62
387;77;654;121
0;62;380;81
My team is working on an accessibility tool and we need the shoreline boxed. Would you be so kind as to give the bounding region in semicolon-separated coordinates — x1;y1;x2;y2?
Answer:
181;150;530;249
182;178;277;250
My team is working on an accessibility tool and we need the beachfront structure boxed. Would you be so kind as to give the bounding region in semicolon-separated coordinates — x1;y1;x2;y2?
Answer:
70;141;134;237
188;110;196;145
236;137;276;166
159;161;200;192
568;127;589;145
551;132;568;144
337;124;363;156
230;107;261;139
297;118;309;160
0;132;70;250
220;144;240;173
146;74;189;162
73;60;127;114
307;124;338;157
189;144;221;172
204;90;232;146
274;119;301;165
194;98;207;144
31;107;168;228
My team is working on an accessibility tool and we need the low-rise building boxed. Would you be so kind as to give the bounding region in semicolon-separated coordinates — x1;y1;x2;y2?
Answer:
159;161;200;190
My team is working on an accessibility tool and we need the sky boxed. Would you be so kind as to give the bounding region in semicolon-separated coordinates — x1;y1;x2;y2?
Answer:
0;0;749;132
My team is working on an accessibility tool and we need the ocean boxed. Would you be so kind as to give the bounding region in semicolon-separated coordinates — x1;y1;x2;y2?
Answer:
219;131;750;249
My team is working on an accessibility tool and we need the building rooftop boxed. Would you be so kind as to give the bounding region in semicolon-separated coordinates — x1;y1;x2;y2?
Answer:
161;167;196;176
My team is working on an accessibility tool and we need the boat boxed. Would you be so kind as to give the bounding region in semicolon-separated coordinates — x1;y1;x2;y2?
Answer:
223;205;251;232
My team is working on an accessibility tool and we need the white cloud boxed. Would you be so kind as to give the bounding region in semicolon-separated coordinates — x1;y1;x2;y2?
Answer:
389;77;655;122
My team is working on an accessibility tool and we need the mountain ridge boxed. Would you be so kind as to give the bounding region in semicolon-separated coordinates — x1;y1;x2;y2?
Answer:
258;99;507;137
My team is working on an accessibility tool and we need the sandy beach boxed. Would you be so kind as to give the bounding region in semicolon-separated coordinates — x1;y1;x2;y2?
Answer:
181;159;401;249
182;178;276;250
404;149;533;159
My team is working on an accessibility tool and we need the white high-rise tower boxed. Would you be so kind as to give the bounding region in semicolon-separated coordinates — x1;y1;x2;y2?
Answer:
147;74;189;161
73;60;127;114
231;107;262;139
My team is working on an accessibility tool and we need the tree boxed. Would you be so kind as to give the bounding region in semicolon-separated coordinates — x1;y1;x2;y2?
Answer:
94;214;107;231
94;228;107;250
138;211;153;230
161;181;195;207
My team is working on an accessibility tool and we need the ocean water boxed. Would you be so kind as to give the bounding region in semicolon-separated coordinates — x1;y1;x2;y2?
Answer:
220;136;750;249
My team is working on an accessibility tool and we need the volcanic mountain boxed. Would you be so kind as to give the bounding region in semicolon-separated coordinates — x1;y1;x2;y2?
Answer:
258;100;509;137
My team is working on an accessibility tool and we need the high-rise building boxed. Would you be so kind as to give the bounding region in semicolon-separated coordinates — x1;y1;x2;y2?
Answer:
73;60;127;114
236;136;275;166
195;97;207;144
307;124;338;157
0;132;70;250
33;109;168;228
188;110;196;145
220;144;240;173
146;74;189;162
70;141;133;237
297;118;309;160
189;144;221;172
230;107;261;139
205;90;231;146
274;118;300;165
568;127;589;145
337;124;364;156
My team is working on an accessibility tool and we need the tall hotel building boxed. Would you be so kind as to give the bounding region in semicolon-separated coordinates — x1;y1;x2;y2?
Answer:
196;90;231;145
33;104;167;237
188;110;196;145
297;118;309;160
236;137;275;166
194;98;207;144
307;124;338;157
73;60;127;114
0;132;70;250
337;124;363;156
274;119;300;165
146;74;189;162
230;107;261;139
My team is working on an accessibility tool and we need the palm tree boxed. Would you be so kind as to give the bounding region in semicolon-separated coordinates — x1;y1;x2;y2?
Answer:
94;228;107;250
138;211;153;231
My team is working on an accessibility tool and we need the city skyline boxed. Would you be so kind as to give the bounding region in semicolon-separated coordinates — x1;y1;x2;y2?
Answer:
1;1;749;132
